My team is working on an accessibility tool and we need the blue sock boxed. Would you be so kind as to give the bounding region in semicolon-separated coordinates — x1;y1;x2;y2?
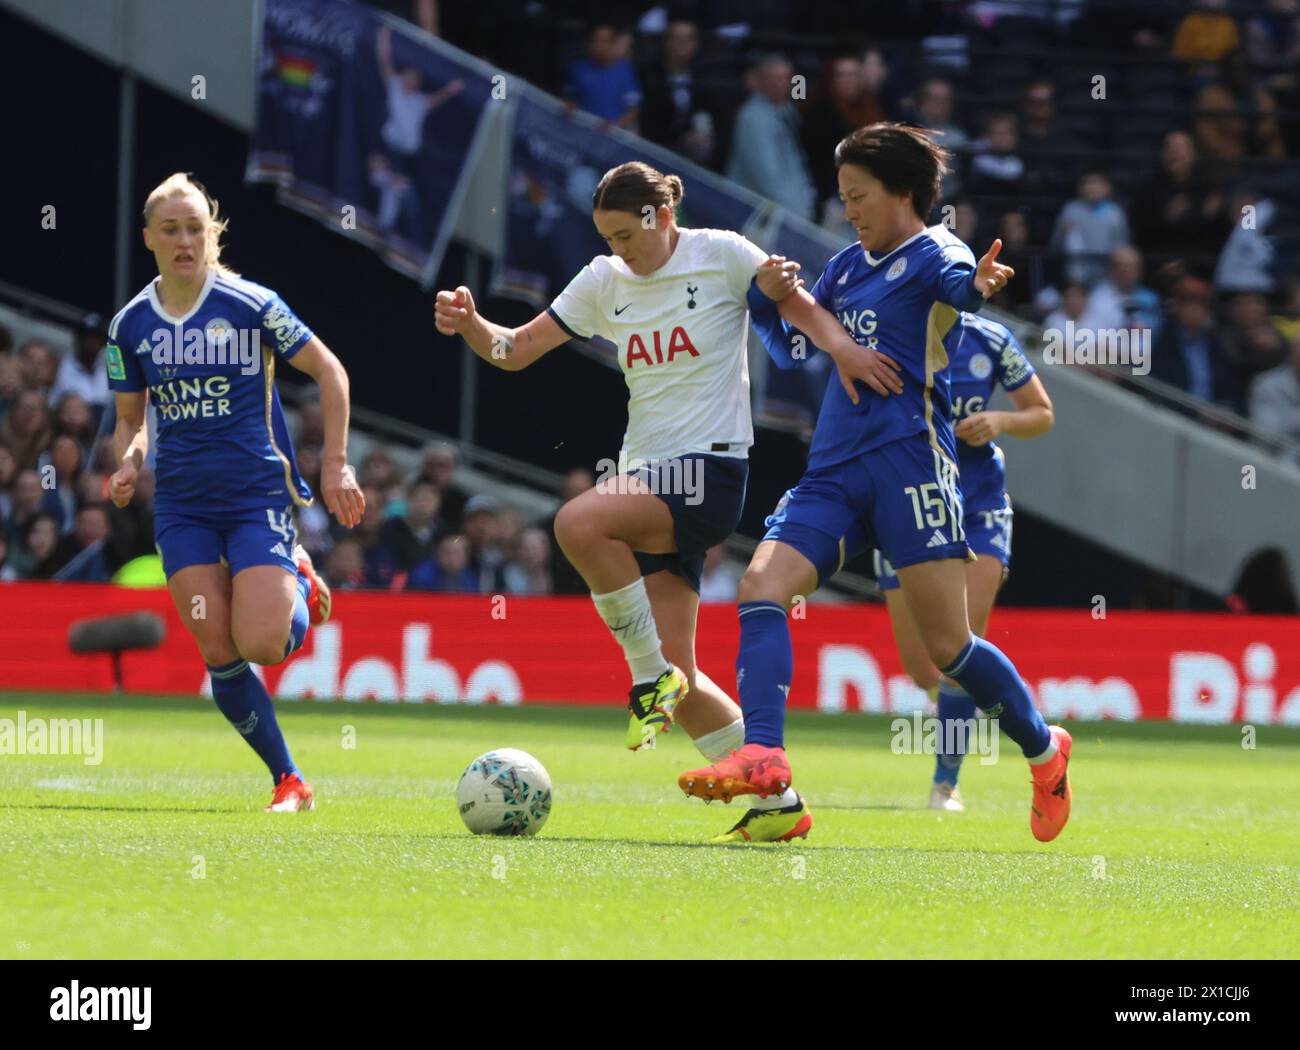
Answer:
935;683;977;786
736;601;793;748
283;571;311;660
208;658;298;783
940;636;1051;758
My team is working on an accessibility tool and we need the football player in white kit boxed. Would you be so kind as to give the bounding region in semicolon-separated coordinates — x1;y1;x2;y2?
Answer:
436;161;900;820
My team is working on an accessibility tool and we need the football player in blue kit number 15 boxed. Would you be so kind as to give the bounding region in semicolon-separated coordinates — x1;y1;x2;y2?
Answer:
679;125;1073;844
874;311;1054;813
105;173;366;812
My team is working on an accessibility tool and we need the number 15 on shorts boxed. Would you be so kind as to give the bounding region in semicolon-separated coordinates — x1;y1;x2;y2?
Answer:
903;483;949;529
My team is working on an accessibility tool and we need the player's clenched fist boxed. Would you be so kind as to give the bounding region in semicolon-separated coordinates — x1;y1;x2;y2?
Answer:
435;285;477;336
109;461;138;508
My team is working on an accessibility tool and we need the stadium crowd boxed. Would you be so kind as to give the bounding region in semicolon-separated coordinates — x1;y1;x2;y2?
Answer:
0;319;745;597
419;0;1300;426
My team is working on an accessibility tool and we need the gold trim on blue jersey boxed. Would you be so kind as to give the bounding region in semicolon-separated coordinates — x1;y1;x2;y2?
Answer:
263;347;312;509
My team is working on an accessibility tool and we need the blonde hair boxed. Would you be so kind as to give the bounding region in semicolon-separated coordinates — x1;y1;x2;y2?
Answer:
142;173;238;277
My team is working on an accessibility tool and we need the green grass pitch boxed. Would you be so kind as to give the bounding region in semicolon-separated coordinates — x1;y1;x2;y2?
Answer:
1;692;1296;959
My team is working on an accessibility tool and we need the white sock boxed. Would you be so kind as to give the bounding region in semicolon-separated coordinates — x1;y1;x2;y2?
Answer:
752;787;799;812
590;578;670;685
1028;739;1059;765
693;717;745;762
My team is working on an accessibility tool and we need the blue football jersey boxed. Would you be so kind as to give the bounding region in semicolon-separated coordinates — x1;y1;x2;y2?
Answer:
105;270;315;514
751;225;985;473
948;312;1035;511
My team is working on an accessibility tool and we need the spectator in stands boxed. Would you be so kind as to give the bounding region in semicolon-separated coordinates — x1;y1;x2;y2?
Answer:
461;494;507;593
359;445;401;502
416;441;467;530
564;22;641;129
698;543;739;602
1050;170;1130;287
1081;247;1163;337
1220;291;1288;392
0;325;11;356
1018;79;1081;199
0;354;21;423
18;340;59;394
14;513;64;580
1172;0;1241;65
408;533;478;593
354;483;398;586
1041;280;1089;337
324;536;367;590
545;467;594;596
1248;328;1300;441
1194;49;1287;161
726;53;817;220
801;53;887;213
36;433;82;535
913;78;968;200
49;315;110;417
0;391;53;471
1151;275;1240;408
374;478;444;583
967;113;1025;197
53;393;96;453
502;526;553;595
987;210;1040;313
1214;187;1277;294
639;19;718;168
1132;130;1228;261
54;502;111;582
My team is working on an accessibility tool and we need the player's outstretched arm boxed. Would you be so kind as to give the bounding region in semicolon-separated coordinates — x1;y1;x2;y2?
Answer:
108;390;148;508
286;337;366;528
434;286;567;372
956;375;1054;447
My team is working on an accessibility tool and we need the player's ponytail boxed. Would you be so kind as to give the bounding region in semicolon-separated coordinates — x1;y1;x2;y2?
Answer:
593;162;684;221
142;172;240;278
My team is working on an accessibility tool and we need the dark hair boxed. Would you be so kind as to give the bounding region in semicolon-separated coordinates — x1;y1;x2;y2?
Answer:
592;161;684;217
834;122;949;220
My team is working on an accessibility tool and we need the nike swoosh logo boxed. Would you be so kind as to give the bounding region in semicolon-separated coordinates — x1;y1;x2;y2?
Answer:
614;304;630;315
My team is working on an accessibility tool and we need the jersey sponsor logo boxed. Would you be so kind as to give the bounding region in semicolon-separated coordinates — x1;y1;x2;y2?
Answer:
625;326;700;369
105;343;126;381
952;395;986;417
151;374;234;421
262;301;307;356
837;308;878;340
969;352;993;379
886;257;908;281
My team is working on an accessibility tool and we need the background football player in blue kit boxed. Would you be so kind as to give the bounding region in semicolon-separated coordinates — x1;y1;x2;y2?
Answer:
106;173;365;812
679;124;1074;844
873;312;1054;811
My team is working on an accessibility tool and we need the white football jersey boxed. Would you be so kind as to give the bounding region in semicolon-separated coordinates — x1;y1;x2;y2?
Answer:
548;227;767;465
